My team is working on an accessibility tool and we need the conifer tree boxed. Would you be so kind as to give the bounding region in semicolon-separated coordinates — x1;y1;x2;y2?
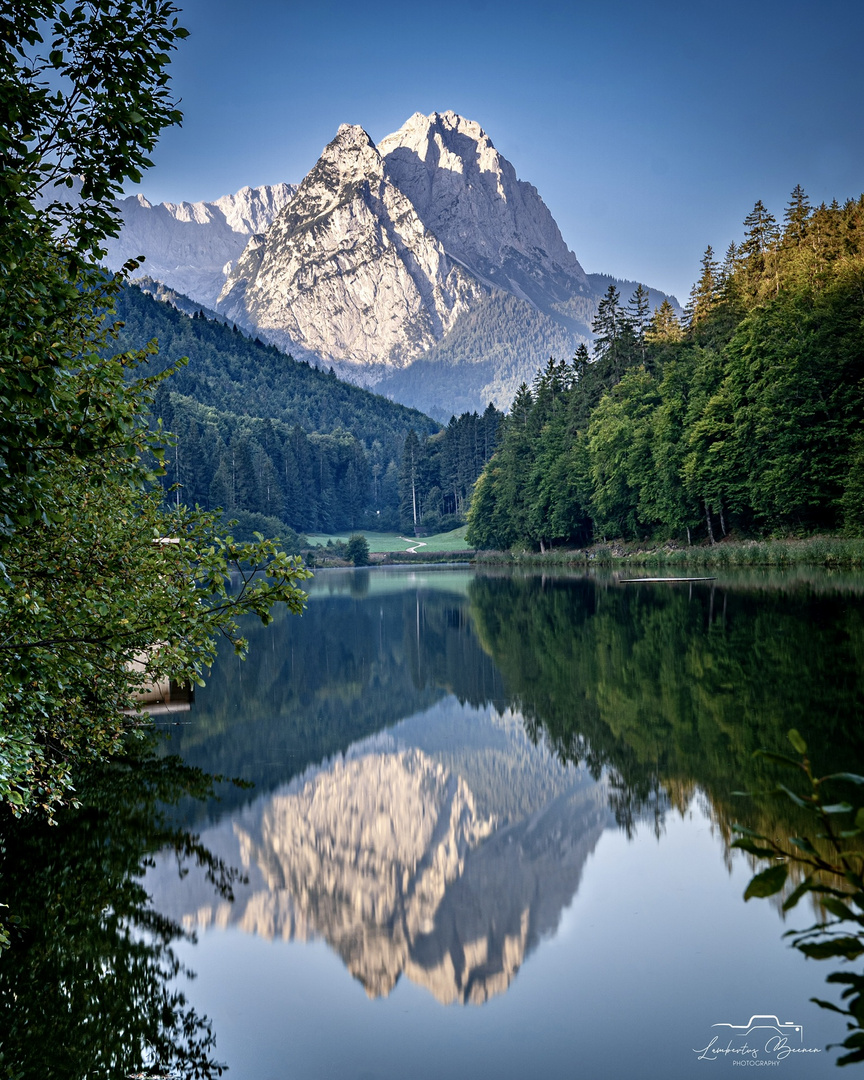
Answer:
645;300;682;344
627;284;651;363
571;343;591;382
741;200;780;258
783;184;811;246
592;285;628;379
685;246;720;332
399;430;421;530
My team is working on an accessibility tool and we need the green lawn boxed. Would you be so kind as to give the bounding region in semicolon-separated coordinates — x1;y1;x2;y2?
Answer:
305;526;473;553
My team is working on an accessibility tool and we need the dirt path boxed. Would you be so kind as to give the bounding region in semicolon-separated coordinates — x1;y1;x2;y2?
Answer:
400;537;428;554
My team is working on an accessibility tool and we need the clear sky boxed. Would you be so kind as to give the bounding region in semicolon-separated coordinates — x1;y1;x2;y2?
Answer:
138;0;864;304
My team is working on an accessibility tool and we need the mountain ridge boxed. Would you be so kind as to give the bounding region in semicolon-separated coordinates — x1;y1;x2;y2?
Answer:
105;111;681;416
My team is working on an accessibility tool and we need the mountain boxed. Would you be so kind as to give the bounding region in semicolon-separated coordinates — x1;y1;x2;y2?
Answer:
103;183;296;308
108;112;680;418
218;123;485;376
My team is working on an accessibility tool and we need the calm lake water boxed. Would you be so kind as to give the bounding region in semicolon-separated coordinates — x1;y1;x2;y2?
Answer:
4;565;864;1078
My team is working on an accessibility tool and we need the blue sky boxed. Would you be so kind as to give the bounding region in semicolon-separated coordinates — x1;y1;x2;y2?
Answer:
140;0;864;304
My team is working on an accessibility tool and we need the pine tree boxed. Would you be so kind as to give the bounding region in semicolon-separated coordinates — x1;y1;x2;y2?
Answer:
740;200;780;300
645;299;682;345
685;246;720;332
571;343;591;382
783;184;811;246
741;200;780;258
399;430;421;531
627;284;651;363
592;285;629;380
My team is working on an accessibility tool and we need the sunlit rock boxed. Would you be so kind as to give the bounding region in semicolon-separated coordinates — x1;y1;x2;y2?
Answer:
379;111;589;307
217;125;485;377
103;183;297;308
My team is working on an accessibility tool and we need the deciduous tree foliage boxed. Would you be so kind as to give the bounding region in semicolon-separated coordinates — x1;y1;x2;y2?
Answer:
0;2;311;819
468;192;864;549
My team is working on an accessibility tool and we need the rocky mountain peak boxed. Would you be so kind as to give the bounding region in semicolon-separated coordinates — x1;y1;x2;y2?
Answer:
105;110;678;416
378;110;588;304
211;182;298;234
325;123;382;179
102;182;296;308
217;121;484;372
279;123;383;226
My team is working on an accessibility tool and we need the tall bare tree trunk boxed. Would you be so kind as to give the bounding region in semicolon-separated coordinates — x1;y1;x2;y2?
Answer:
704;499;715;545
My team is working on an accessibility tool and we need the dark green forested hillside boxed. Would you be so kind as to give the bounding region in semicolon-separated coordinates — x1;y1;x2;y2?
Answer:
114;283;438;445
112;284;434;532
113;285;500;535
467;191;864;549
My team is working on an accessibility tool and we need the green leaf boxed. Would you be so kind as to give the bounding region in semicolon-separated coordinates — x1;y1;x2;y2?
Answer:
776;783;811;808
753;748;803;770
823;773;864;785
789;836;818;855
823;802;854;815
782;875;815;912
744;863;788;900
797;936;864;960
826;972;864;985
810;996;847;1015
731;824;769;839
787;728;808;755
731;837;776;857
822;897;855;920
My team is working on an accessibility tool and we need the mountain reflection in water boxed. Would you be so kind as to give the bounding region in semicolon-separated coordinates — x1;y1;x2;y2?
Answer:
148;700;614;1005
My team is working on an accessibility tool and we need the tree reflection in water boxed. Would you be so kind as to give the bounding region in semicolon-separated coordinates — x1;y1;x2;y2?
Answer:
467;571;864;841
0;742;239;1080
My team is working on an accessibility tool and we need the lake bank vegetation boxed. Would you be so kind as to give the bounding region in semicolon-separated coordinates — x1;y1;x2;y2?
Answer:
474;535;864;569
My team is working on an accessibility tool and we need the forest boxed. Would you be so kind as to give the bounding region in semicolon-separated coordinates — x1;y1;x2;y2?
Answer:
114;284;503;536
466;189;864;550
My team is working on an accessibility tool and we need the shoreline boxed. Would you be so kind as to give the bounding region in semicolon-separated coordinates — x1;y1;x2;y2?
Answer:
472;535;864;570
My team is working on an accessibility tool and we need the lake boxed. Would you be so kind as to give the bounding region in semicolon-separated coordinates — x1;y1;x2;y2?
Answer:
4;565;864;1078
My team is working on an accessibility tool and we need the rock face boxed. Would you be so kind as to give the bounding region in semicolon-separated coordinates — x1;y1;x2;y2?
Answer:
379;111;590;309
217;125;485;375
103;183;296;308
